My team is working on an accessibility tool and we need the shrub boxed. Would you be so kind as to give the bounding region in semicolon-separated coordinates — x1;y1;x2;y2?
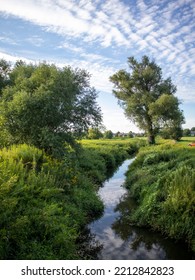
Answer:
0;144;104;259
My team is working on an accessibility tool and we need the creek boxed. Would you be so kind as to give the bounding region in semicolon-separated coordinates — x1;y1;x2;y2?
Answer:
86;158;194;260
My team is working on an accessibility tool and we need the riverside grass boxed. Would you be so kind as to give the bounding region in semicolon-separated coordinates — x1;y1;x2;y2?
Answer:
125;137;195;252
1;137;193;258
0;138;142;259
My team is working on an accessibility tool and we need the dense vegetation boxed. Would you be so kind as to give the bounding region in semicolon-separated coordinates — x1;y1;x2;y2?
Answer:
125;138;195;252
0;138;141;259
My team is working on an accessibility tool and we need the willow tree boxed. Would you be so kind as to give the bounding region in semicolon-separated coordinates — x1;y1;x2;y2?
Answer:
0;61;102;156
110;56;184;144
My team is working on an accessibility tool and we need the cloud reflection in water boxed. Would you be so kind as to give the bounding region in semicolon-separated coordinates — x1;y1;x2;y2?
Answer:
88;159;194;260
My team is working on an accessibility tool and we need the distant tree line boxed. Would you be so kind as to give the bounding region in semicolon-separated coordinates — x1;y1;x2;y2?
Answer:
85;128;145;139
182;127;195;137
85;126;195;140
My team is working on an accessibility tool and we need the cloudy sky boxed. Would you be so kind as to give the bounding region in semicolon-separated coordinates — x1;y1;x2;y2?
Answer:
0;0;194;132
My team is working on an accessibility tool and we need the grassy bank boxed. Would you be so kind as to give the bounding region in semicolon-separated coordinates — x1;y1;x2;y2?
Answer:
125;138;195;252
80;138;147;181
0;138;143;259
0;144;101;259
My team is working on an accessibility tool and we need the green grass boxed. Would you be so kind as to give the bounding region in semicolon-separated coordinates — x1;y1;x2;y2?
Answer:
0;138;146;259
176;137;195;147
125;138;195;252
79;137;146;183
1;137;193;258
0;144;105;259
81;138;147;155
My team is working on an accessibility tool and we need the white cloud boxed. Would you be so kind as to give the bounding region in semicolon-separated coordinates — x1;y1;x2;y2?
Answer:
0;0;130;47
138;40;148;50
177;84;195;103
166;52;177;62
26;36;44;47
137;23;156;36
0;0;90;36
0;0;195;105
0;50;33;64
0;35;18;45
0;0;194;65
57;42;83;53
101;108;140;133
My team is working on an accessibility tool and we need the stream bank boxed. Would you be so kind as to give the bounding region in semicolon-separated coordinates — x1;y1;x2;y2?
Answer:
85;158;194;259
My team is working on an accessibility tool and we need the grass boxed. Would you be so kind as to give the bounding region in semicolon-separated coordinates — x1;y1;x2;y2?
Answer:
81;137;147;156
0;138;146;259
0;144;104;259
1;136;194;258
125;137;195;252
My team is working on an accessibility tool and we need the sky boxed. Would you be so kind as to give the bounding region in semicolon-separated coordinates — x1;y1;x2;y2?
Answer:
0;0;194;133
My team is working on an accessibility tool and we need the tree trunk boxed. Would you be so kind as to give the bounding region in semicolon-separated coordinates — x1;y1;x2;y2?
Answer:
147;118;156;144
148;134;155;144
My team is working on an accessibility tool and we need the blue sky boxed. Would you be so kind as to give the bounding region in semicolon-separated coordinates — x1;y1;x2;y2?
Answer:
0;0;194;132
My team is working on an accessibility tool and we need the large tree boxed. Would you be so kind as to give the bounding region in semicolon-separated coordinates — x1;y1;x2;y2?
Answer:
0;61;102;156
110;56;184;144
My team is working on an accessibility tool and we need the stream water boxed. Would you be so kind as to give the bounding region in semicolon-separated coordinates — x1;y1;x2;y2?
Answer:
87;158;194;260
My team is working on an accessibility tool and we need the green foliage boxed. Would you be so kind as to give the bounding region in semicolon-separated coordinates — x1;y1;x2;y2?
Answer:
0;60;102;156
183;128;191;136
0;138;144;259
78;148;106;184
110;56;184;144
0;59;11;94
0;146;72;259
160;124;183;140
150;94;184;140
0;144;106;259
80;138;147;180
128;131;134;138
125;142;195;252
104;130;113;139
0;116;13;148
87;128;103;139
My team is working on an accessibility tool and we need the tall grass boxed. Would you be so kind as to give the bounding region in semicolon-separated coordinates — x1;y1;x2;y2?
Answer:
125;140;195;252
0;138;145;259
0;144;104;259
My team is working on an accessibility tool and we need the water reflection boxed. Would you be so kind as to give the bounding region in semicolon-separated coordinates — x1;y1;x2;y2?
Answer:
76;227;103;259
111;193;194;259
86;159;194;260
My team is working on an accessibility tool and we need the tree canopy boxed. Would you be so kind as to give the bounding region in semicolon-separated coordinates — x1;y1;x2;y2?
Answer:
87;127;103;139
104;130;113;139
0;60;102;156
0;59;11;94
110;55;184;144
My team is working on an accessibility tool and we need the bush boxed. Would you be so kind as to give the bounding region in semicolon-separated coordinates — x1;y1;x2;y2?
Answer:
0;144;104;259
